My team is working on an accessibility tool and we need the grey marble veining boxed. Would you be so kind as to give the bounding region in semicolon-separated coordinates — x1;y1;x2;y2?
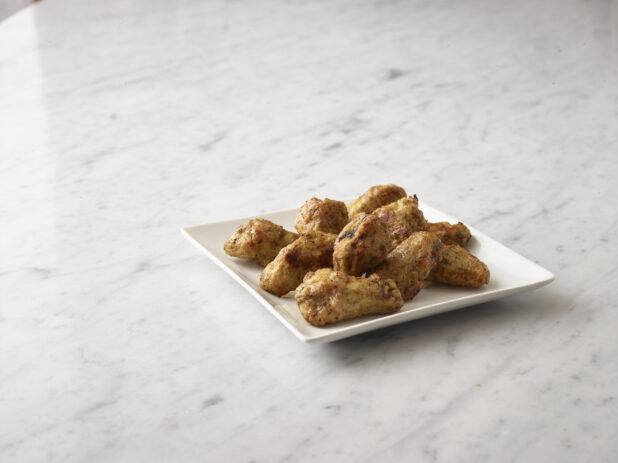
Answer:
1;0;617;461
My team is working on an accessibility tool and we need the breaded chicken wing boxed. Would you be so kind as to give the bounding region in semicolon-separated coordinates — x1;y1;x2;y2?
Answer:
295;269;403;326
333;213;390;276
373;195;428;250
259;231;336;296
429;244;490;287
347;184;407;218
224;218;299;266
427;222;471;247
294;197;349;234
373;231;442;300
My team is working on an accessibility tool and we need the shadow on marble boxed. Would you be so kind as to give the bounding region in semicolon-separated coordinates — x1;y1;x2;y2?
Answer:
320;287;567;357
0;0;32;21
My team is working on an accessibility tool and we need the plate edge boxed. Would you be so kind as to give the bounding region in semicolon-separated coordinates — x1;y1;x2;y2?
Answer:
180;228;312;344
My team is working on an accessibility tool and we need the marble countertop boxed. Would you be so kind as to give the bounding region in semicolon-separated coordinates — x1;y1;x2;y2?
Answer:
1;0;617;461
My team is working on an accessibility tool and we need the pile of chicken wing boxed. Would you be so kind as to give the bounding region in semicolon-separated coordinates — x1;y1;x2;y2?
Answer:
224;184;490;327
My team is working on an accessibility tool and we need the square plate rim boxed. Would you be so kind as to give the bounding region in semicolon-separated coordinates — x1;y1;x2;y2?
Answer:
182;202;555;344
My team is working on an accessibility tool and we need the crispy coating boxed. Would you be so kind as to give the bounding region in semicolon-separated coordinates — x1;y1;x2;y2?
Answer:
295;269;403;326
429;244;490;287
333;213;390;276
373;195;428;250
259;231;336;296
224;219;299;266
373;231;443;300
347;184;407;218
294;197;349;234
427;222;471;247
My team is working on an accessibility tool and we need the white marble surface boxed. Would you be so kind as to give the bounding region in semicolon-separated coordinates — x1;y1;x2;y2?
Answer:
1;0;617;461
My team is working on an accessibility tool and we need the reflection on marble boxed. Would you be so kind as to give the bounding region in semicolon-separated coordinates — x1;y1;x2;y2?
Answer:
1;0;617;461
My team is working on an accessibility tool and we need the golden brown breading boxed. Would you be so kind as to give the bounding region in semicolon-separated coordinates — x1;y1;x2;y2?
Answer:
333;213;390;276
294;197;349;234
347;184;407;218
373;231;443;300
373;195;428;250
427;221;472;247
259;231;336;296
224;218;299;266
295;269;403;326
429;244;490;287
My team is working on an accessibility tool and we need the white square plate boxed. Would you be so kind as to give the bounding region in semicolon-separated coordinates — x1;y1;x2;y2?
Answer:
182;202;554;344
